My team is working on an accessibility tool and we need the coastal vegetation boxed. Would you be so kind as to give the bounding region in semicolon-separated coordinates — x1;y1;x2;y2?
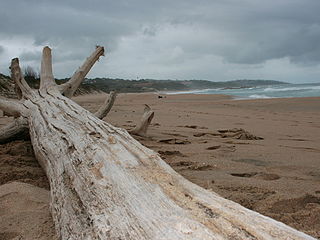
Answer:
1;71;286;95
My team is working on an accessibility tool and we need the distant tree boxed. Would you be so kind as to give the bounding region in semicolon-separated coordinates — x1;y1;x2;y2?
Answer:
24;66;40;88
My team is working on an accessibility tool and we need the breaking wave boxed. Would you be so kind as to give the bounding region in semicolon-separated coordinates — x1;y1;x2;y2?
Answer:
165;83;320;99
264;85;320;92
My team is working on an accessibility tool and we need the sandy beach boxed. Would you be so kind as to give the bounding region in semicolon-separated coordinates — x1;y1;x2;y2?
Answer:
1;93;319;239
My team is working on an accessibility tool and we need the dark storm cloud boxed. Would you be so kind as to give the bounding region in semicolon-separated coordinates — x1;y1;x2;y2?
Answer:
176;0;320;65
0;0;320;81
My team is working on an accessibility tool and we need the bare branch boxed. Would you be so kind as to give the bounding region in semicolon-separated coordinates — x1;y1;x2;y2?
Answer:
0;97;26;117
0;117;29;144
94;91;117;119
40;46;56;91
10;58;32;97
129;104;154;137
59;46;105;97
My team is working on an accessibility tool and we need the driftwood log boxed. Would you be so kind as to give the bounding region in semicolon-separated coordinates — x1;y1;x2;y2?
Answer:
0;47;118;143
0;91;118;144
0;46;315;239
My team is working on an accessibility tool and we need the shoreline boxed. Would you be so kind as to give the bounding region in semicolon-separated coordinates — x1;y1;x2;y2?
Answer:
159;82;320;100
163;92;320;100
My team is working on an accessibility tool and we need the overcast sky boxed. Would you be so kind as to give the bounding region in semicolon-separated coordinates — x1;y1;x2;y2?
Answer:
0;0;320;83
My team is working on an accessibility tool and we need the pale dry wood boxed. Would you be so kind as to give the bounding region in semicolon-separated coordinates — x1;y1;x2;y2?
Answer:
0;97;26;117
0;90;118;143
10;58;32;97
58;46;104;97
0;47;108;143
14;81;22;99
0;46;315;239
0;59;30;143
130;104;154;136
40;47;56;92
94;91;117;119
0;90;117;144
0;117;29;144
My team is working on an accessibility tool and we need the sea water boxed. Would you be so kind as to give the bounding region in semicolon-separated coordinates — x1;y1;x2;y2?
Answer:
167;83;320;99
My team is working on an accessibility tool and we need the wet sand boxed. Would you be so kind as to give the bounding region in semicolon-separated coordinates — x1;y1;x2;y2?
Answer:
1;93;319;239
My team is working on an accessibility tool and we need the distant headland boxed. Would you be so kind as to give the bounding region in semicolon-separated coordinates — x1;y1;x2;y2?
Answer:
0;73;287;95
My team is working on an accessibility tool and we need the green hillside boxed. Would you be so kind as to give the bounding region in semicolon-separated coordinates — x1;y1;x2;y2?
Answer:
0;73;288;96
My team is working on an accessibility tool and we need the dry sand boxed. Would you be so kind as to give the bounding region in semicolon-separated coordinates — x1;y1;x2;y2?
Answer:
0;93;319;239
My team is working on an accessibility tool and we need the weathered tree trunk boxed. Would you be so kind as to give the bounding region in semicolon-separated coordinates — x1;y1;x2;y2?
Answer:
0;47;315;239
0;91;117;143
129;104;154;137
0;48;115;142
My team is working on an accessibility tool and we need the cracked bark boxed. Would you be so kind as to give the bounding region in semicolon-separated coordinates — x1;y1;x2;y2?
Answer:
0;46;315;240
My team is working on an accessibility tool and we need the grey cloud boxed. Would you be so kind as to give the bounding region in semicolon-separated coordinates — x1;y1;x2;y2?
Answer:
20;51;41;62
0;0;320;82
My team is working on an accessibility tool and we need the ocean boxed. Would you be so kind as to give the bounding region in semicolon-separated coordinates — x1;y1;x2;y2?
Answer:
167;83;320;99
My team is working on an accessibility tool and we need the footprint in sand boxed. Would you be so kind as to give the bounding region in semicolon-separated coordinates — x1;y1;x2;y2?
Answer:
230;172;258;178
158;150;186;157
177;125;208;129
158;138;191;145
206;145;221;150
183;125;198;129
171;161;192;167
218;128;263;140
193;133;206;137
172;161;215;171
230;172;280;180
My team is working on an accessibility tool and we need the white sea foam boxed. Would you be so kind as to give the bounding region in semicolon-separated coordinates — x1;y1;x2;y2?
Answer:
248;94;273;99
165;88;216;95
264;85;320;92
